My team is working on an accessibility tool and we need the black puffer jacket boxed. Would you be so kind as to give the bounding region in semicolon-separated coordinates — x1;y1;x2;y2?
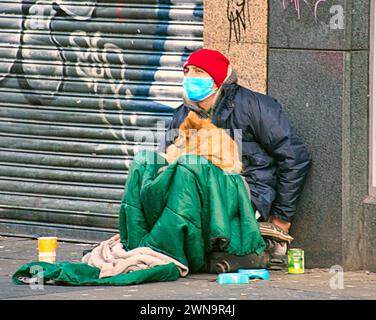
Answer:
159;72;312;223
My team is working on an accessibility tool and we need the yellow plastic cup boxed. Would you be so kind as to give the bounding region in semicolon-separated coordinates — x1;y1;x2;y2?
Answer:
37;237;58;264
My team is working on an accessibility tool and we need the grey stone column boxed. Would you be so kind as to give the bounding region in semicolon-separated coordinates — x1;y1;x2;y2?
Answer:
204;0;268;94
268;0;370;270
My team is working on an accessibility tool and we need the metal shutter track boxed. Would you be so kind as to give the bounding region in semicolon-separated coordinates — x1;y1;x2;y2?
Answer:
0;0;203;242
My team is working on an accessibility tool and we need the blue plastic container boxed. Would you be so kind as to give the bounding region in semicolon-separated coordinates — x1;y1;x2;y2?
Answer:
217;273;249;284
237;269;270;280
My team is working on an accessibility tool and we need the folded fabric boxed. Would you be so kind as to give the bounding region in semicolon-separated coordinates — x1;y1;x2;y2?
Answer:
12;261;180;286
82;238;189;278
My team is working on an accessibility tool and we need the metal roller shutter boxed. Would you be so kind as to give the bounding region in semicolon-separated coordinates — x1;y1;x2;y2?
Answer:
0;0;203;242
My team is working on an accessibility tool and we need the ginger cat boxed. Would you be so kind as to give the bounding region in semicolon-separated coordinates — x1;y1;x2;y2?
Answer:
163;111;243;174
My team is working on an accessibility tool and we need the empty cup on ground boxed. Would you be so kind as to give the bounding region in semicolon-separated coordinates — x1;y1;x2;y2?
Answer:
37;237;58;264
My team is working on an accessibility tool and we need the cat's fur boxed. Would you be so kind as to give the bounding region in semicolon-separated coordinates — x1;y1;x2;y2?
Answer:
163;111;243;174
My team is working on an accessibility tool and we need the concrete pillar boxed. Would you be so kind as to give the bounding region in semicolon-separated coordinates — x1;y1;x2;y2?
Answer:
204;0;268;94
268;0;370;270
204;0;373;270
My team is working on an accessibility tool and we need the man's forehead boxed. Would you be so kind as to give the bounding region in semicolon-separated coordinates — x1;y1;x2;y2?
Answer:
185;65;205;71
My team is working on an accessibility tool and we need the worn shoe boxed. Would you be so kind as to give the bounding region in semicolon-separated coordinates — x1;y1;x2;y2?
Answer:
258;222;294;243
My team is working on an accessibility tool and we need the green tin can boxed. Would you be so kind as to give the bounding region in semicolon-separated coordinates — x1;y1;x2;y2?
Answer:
287;248;304;274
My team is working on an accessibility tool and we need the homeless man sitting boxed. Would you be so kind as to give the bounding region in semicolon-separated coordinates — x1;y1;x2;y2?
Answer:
12;49;312;287
158;49;312;256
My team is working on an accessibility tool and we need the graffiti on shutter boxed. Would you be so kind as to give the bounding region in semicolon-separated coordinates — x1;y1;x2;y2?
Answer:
0;0;203;241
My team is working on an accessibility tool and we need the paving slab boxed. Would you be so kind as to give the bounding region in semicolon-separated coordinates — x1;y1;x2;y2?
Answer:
1;236;375;300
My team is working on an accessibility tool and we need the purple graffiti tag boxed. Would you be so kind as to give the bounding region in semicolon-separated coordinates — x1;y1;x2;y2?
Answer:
313;0;327;20
281;0;327;21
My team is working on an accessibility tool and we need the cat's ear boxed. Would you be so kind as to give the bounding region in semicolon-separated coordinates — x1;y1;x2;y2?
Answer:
182;111;198;127
186;111;200;122
178;113;192;130
190;111;211;128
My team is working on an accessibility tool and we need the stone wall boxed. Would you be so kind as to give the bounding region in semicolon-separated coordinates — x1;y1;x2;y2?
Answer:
268;0;370;270
204;0;373;270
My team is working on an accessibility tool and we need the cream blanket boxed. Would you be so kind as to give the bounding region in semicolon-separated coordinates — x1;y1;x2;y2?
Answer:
82;238;189;279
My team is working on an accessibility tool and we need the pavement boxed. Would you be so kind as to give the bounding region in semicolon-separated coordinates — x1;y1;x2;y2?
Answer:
1;235;376;300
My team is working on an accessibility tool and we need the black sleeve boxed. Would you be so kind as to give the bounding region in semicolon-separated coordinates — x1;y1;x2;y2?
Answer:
157;105;188;153
250;96;312;222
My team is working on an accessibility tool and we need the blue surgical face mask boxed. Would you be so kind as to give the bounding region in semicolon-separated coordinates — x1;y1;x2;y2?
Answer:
183;77;216;102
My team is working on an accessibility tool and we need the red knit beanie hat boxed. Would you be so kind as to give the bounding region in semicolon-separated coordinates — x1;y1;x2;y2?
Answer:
183;49;230;88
